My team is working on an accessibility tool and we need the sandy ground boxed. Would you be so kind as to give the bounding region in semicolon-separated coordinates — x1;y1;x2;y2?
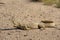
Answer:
0;0;60;40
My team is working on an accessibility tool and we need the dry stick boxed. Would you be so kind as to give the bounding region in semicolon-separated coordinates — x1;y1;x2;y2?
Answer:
0;2;5;6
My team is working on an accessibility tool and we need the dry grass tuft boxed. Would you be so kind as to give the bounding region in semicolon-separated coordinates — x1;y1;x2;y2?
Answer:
42;0;56;5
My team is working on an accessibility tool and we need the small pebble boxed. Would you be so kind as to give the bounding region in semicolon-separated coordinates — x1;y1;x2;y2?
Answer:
57;35;59;37
24;35;28;37
29;39;32;40
45;33;48;35
7;33;11;35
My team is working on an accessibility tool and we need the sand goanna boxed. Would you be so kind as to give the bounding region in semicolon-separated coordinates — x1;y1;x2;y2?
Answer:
11;17;60;30
5;16;59;30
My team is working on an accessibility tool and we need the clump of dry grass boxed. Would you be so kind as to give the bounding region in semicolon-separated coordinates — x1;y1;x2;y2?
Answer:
30;0;42;2
42;0;56;5
40;0;60;8
56;0;60;8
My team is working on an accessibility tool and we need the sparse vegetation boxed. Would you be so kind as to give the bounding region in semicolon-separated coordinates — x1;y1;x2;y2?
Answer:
31;0;42;2
56;0;60;8
42;0;56;5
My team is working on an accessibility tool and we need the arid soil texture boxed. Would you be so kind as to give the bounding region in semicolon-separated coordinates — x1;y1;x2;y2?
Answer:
0;0;60;40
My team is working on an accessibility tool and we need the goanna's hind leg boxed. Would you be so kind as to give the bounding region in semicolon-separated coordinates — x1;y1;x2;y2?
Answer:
38;23;45;30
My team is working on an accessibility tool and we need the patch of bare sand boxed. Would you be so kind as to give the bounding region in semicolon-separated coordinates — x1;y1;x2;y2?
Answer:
0;0;60;40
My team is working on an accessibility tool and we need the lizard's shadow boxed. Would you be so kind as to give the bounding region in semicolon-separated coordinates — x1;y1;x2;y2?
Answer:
0;27;22;31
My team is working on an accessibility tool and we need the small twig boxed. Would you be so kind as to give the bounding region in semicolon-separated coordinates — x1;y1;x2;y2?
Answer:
0;2;5;6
